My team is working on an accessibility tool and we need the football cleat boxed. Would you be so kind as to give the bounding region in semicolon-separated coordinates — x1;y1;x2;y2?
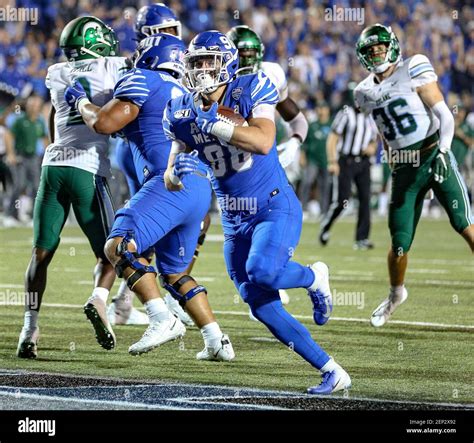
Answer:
307;262;332;325
128;316;186;356
84;297;116;350
107;300;149;326
371;287;408;327
196;334;235;361
164;293;195;327
307;363;352;395
353;239;374;250
17;327;39;359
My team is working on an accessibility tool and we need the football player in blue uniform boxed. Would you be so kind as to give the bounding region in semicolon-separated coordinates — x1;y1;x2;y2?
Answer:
163;31;351;394
65;34;234;360
109;3;205;327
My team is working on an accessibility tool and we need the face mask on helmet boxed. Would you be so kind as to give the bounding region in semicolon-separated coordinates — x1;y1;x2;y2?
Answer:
356;25;401;74
184;52;226;94
237;48;258;74
139;21;181;39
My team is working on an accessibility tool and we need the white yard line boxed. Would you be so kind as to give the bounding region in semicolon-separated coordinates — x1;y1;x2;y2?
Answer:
0;390;186;410
1;302;472;330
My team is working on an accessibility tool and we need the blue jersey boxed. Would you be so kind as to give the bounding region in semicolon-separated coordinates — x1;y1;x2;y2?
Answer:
163;72;289;207
114;67;187;183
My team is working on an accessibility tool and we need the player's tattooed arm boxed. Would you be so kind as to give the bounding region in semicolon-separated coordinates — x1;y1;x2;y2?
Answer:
79;99;140;135
164;140;192;191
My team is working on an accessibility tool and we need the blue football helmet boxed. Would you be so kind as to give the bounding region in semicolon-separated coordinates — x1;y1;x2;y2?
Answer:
134;33;185;78
134;3;181;41
184;30;239;94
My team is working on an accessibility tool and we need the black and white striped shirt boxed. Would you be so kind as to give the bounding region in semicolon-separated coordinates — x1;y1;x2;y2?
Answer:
331;106;377;156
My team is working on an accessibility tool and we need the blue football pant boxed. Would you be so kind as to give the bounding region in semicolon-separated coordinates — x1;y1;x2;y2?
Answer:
223;188;330;370
116;138;141;196
109;173;211;275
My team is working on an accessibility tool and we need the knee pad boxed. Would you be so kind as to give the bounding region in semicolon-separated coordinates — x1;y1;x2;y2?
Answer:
246;254;279;290
160;274;207;307
115;234;157;290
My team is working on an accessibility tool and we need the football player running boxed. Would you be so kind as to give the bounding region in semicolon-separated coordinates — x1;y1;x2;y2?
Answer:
164;31;350;394
354;24;474;327
227;25;309;311
17;17;127;358
65;34;234;360
107;3;201;328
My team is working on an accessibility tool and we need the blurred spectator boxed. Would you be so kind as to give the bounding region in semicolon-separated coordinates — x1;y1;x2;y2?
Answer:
7;95;47;221
0;0;471;221
299;102;331;215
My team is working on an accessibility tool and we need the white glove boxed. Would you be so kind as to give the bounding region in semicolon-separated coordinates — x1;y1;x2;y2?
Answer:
277;136;301;169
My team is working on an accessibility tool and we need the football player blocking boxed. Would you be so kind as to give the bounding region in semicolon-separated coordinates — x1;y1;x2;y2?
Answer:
17;17;127;358
163;31;350;395
66;33;234;360
354;24;474;327
107;4;199;328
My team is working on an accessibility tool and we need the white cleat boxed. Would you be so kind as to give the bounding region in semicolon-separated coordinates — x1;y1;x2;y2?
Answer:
196;334;235;361
17;327;40;359
307;261;332;325
128;316;186;356
107;301;149;326
307;361;352;395
164;293;195;327
370;287;408;327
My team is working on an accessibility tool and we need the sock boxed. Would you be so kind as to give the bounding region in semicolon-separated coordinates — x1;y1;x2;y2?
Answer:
251;297;330;370
114;280;134;306
24;310;38;330
320;357;338;374
90;287;109;304
273;261;315;289
390;285;404;297
144;298;170;323
200;322;222;347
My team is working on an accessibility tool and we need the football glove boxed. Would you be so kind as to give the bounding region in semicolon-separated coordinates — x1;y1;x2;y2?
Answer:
277;136;301;168
195;103;234;142
64;80;88;111
196;102;219;134
432;151;450;184
172;150;200;181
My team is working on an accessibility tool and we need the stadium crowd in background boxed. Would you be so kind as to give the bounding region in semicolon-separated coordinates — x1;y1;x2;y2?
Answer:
0;0;472;224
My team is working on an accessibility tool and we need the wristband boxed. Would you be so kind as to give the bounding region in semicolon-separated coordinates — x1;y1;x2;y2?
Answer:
77;97;91;114
210;120;234;143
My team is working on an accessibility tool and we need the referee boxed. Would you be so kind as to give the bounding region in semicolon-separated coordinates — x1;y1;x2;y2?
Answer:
319;84;378;249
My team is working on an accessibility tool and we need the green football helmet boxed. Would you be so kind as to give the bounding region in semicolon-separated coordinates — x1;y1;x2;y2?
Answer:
356;24;401;74
60;16;119;61
226;25;264;74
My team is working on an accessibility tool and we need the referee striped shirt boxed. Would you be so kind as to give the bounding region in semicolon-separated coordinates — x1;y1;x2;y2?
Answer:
331;106;377;156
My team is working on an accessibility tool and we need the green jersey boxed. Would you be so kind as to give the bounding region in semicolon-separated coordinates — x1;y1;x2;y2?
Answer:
303;119;331;168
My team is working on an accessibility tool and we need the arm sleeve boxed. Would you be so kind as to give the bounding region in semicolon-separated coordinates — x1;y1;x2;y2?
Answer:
409;54;438;88
431;101;455;153
331;110;348;135
113;68;150;108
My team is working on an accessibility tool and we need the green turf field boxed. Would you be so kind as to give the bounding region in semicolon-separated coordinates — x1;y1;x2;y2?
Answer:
0;217;473;404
